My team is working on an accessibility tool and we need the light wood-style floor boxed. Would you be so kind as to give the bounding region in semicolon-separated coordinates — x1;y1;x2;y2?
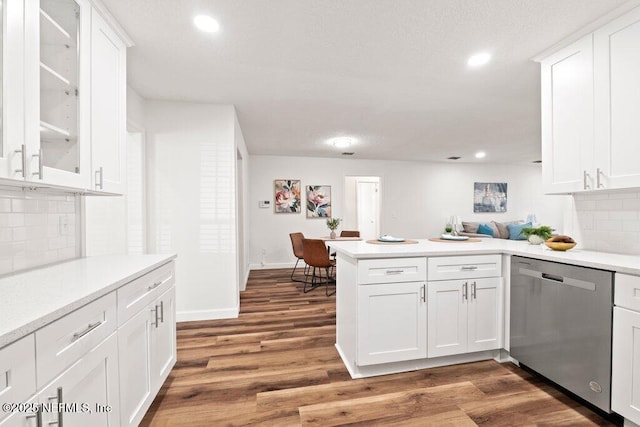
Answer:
141;268;615;426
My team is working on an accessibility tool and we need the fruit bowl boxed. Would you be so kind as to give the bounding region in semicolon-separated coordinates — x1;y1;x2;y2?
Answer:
545;241;576;251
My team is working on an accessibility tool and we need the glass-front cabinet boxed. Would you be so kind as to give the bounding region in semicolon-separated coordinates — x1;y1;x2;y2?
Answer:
0;0;125;192
24;0;91;188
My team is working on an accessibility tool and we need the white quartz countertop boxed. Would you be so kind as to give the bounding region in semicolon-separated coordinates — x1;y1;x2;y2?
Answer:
0;254;176;348
329;239;640;275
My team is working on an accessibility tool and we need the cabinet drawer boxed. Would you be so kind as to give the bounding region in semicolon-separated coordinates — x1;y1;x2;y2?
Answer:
35;292;116;388
357;257;426;285
615;273;640;312
117;261;175;325
0;335;36;422
428;255;501;281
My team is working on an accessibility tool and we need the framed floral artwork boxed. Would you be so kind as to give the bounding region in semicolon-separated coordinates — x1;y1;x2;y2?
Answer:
306;185;332;218
274;179;301;213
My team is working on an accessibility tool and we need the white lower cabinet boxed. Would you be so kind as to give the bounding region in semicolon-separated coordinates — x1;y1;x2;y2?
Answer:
427;277;502;358
39;332;120;427
118;277;176;426
118;307;153;427
150;287;176;389
357;281;427;365
612;271;640;425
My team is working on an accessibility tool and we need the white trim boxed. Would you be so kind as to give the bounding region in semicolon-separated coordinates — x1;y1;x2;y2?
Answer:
88;0;135;47
532;0;640;62
177;305;239;322
250;262;296;270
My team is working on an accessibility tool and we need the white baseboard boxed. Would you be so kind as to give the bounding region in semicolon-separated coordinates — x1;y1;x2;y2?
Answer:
177;306;239;322
249;262;296;270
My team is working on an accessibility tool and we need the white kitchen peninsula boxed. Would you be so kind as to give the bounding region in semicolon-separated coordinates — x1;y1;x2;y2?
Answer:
329;238;640;380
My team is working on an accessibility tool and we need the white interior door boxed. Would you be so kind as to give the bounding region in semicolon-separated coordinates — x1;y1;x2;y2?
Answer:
356;180;380;239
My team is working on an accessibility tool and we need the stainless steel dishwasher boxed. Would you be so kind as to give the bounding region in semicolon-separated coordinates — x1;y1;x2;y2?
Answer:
510;256;614;413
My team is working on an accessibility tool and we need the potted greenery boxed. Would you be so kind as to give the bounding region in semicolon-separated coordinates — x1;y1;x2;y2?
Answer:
522;225;554;245
326;217;342;239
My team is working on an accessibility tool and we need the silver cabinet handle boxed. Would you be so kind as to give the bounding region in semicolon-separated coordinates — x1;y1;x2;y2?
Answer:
583;170;591;190
151;305;159;328
14;144;26;177
420;284;426;303
72;321;102;341
385;270;403;275
32;149;43;179
597;168;604;188
461;266;478;271
46;387;63;426
471;281;477;300
160;300;165;323
147;281;162;291
462;282;468;301
25;405;43;427
95;167;104;190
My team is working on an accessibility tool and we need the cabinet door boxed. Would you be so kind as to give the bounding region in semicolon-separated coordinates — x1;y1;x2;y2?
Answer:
594;7;640;190
0;0;26;180
0;395;39;427
427;280;468;357
24;0;91;188
40;332;120;427
90;9;126;194
150;287;176;391
541;35;594;194
357;282;427;366
467;277;502;352
118;308;153;427
612;307;640;424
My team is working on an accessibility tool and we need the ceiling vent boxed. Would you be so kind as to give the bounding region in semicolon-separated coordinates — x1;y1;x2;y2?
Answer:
342;152;355;156
447;156;461;160
532;160;542;163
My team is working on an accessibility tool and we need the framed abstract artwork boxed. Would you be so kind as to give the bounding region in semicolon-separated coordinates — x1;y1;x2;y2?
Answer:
474;182;507;213
274;180;301;213
306;185;332;218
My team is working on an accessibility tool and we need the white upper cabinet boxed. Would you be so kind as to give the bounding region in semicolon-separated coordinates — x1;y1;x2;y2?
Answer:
24;0;91;188
541;35;594;194
541;6;640;194
594;7;640;190
1;0;26;181
0;0;126;193
90;8;126;194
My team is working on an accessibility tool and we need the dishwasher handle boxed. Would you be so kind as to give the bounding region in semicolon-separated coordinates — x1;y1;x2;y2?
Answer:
541;273;564;283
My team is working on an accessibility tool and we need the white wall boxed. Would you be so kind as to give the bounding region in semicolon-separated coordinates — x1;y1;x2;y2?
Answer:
0;189;78;274
235;114;250;290
249;155;567;268
126;86;145;128
146;100;241;320
564;190;640;255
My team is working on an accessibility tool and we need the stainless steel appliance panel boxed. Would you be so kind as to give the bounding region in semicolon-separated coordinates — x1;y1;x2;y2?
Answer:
510;256;613;412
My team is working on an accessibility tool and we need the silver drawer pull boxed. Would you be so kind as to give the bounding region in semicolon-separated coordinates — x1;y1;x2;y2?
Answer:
147;280;163;291
26;405;43;427
385;270;404;275
461;266;478;271
72;321;102;341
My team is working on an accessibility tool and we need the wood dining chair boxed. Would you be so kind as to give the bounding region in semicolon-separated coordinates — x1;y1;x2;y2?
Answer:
340;230;360;237
289;232;309;282
302;238;336;296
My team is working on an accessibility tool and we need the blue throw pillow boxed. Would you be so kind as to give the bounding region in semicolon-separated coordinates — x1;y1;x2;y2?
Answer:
477;223;494;237
507;222;532;240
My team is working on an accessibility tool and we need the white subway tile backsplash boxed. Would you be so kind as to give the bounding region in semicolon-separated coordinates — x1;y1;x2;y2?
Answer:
0;191;79;275
572;192;640;255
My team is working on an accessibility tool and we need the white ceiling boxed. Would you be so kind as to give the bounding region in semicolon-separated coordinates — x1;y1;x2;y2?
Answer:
102;0;631;163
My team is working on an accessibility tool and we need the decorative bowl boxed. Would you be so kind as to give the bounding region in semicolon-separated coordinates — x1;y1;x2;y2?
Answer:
545;241;576;251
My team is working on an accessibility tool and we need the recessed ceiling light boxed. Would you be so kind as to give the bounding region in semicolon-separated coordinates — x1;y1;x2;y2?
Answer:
475;151;486;159
467;52;491;67
328;137;355;149
194;15;220;33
